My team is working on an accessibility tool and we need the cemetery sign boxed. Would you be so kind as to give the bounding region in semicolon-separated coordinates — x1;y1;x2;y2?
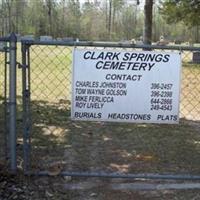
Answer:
72;48;181;124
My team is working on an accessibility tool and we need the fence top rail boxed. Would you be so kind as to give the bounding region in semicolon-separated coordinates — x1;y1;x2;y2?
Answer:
21;39;200;51
0;36;10;42
0;33;17;42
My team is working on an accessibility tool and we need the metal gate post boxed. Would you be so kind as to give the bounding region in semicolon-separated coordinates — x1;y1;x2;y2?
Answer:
9;33;17;173
4;42;9;161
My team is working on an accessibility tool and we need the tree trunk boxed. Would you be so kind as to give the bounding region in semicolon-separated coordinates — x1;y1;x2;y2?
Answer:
112;5;115;33
108;0;112;39
62;0;65;37
46;0;52;36
5;0;12;33
195;26;199;43
134;5;138;37
0;0;5;35
143;0;153;45
105;0;108;30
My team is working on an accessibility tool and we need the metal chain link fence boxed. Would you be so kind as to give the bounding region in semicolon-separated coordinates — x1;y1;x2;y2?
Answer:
18;42;200;177
1;36;200;177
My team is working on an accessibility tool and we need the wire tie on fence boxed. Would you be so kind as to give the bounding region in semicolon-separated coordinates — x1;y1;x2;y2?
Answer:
17;62;22;69
24;89;30;98
179;46;183;54
17;62;28;69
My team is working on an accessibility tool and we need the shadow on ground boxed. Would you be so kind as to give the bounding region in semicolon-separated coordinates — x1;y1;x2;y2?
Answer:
14;98;200;200
15;98;200;175
1;98;200;200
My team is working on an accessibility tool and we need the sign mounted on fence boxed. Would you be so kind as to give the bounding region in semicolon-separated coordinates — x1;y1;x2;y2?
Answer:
71;48;181;124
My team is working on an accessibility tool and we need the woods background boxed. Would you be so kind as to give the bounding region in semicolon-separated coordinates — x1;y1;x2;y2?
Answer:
0;0;199;43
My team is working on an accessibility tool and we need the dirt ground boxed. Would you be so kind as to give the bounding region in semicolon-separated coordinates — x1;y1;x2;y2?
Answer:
1;108;200;199
1;169;200;200
10;117;200;199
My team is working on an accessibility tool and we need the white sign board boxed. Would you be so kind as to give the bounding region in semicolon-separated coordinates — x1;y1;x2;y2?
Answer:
72;48;181;124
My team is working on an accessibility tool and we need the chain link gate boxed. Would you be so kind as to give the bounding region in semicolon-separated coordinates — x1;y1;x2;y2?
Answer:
2;33;200;180
19;39;200;180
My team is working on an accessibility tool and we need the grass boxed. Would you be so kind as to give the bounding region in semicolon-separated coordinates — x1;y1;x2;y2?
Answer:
29;45;72;101
1;45;200;175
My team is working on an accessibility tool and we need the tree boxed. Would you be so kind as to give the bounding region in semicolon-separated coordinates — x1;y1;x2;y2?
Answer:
65;0;81;38
81;1;107;40
143;0;153;45
112;0;124;32
161;0;200;42
121;5;136;40
0;0;8;35
81;1;96;39
28;0;47;36
108;0;112;37
44;0;59;37
104;0;124;39
161;0;200;26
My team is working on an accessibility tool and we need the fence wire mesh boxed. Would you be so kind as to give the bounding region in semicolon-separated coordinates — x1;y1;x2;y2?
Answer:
23;44;200;175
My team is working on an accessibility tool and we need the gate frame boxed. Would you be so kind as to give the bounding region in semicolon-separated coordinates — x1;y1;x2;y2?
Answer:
21;38;200;180
0;33;17;174
0;37;9;163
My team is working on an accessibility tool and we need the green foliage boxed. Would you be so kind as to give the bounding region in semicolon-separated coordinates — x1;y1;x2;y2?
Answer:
161;0;200;26
0;0;141;41
64;0;81;38
0;0;199;42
